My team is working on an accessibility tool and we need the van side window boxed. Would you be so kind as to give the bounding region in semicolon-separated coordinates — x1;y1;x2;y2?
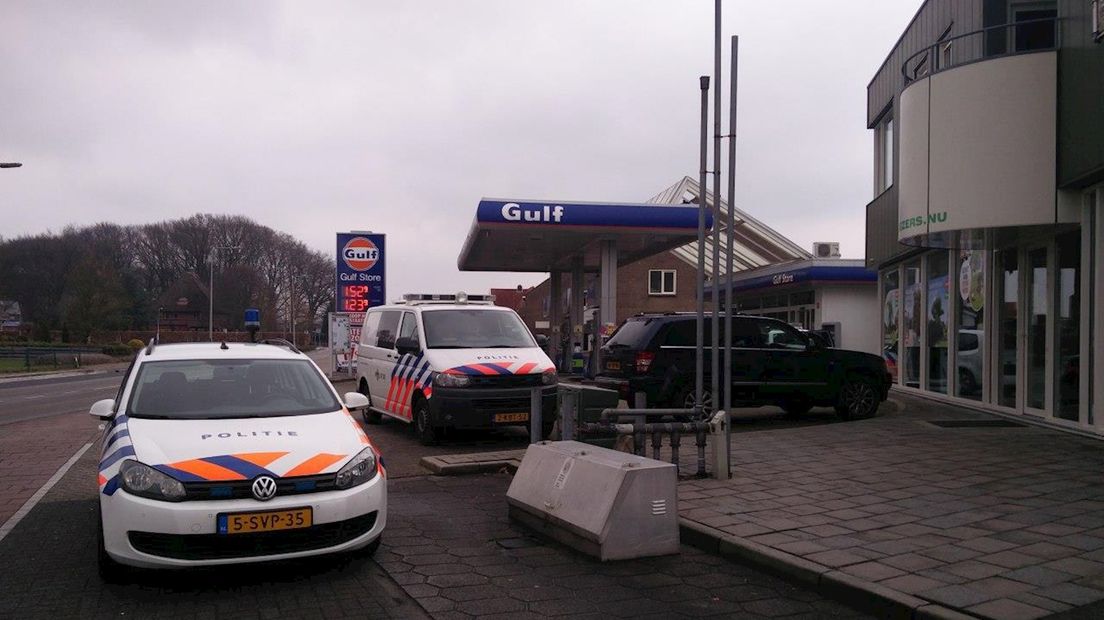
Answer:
361;311;382;347
399;312;419;348
376;311;402;349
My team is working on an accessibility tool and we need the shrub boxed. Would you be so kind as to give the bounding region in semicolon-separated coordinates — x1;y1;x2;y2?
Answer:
126;338;145;351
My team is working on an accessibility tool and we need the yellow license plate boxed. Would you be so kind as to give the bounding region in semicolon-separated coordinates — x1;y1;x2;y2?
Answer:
494;412;530;423
606;361;621;370
218;507;313;535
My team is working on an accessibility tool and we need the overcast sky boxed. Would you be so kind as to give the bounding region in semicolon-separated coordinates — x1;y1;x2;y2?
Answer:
2;1;919;294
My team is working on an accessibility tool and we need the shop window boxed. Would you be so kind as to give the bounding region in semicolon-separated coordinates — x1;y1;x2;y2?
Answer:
875;116;893;194
903;261;922;388
1056;230;1080;421
648;270;676;296
882;269;900;383
956;250;985;400
790;291;814;306
927;252;950;394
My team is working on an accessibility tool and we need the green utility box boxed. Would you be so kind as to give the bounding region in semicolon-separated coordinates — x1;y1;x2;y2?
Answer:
557;382;620;446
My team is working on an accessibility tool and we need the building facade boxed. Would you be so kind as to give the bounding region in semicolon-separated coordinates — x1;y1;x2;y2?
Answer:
865;1;1104;431
710;259;879;354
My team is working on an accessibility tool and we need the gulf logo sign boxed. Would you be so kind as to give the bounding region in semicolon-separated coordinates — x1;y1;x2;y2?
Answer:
342;237;380;271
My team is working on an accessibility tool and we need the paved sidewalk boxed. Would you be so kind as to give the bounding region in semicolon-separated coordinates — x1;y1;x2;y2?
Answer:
380;473;869;619
680;393;1104;619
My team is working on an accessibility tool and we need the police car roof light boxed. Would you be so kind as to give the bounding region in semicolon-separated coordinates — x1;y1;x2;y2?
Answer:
401;292;496;306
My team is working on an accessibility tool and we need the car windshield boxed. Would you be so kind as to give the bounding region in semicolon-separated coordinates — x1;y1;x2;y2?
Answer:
127;359;341;419
422;309;536;349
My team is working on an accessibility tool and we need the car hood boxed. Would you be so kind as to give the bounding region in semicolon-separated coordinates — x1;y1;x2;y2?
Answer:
424;347;554;375
124;409;371;481
826;348;886;369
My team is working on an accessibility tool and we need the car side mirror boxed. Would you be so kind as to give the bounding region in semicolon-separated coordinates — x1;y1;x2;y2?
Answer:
89;399;115;420
343;392;370;410
395;336;420;355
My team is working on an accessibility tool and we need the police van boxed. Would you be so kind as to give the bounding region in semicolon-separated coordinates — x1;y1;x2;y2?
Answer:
355;293;558;444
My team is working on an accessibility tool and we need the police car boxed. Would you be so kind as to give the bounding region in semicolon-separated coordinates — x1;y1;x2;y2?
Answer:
92;340;385;579
355;293;558;444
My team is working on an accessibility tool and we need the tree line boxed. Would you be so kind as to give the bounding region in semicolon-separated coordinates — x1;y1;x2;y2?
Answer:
0;214;334;342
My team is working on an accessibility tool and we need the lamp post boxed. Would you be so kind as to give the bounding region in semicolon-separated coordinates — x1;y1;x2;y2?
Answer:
208;246;241;341
156;306;163;342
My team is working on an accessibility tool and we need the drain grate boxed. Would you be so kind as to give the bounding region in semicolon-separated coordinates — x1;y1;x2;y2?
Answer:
928;419;1026;428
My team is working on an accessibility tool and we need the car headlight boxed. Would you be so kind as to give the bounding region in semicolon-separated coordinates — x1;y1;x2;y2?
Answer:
335;447;378;489
434;371;470;388
119;460;186;502
541;368;558;385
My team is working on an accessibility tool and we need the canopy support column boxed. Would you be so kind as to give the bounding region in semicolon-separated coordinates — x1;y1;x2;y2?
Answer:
549;271;563;371
570;259;585;374
597;240;618;376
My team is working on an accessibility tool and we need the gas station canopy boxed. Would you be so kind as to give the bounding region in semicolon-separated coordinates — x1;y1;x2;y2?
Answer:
458;199;712;273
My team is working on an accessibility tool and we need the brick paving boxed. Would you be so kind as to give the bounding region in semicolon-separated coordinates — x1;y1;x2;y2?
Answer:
0;412;101;527
679;392;1104;619
380;473;869;619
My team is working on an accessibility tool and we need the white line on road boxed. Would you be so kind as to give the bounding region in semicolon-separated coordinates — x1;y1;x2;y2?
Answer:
0;442;94;544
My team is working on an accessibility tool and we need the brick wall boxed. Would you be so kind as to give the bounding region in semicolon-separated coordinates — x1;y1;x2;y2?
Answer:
513;252;699;334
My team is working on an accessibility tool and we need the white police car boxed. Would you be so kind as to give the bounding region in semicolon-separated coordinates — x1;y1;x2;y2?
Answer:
91;340;385;579
355;293;558;444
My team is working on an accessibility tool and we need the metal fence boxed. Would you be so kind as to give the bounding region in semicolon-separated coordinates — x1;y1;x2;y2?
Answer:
0;346;103;372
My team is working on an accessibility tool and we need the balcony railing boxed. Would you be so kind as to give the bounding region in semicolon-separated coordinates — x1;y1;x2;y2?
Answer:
901;16;1059;83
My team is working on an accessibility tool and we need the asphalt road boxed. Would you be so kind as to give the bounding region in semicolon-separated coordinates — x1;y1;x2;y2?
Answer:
0;370;126;425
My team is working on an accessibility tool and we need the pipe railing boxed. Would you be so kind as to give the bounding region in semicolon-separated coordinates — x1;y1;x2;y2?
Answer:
900;17;1059;83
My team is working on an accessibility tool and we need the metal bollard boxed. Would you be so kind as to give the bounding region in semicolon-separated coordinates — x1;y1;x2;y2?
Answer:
633;391;647;409
709;410;729;480
670;425;681;475
633;415;645;457
651;427;663;461
695;425;708;478
561;389;577;442
530;387;543;444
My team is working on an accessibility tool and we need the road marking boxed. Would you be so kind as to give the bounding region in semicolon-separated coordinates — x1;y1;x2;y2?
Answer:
0;441;94;544
21;395;47;400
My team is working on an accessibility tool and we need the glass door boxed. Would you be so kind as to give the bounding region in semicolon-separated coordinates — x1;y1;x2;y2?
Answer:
1025;246;1049;414
996;248;1019;408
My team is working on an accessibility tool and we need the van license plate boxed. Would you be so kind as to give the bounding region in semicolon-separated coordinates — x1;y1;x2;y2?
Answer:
218;507;313;535
606;361;621;370
494;413;529;423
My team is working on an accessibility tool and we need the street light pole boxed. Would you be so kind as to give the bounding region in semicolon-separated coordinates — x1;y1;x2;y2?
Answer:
208;246;241;341
156;306;163;342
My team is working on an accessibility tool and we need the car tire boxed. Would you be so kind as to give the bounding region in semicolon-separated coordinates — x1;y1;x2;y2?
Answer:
836;378;879;421
358;381;381;425
782;402;812;418
414;399;437;445
97;511;127;584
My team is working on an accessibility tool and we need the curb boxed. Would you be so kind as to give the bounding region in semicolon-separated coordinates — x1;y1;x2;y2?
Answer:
678;520;974;620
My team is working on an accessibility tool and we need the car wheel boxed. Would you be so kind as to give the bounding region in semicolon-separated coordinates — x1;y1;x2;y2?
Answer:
358;381;381;424
836;378;879;421
782;402;812;418
414;399;437;445
679;386;713;418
